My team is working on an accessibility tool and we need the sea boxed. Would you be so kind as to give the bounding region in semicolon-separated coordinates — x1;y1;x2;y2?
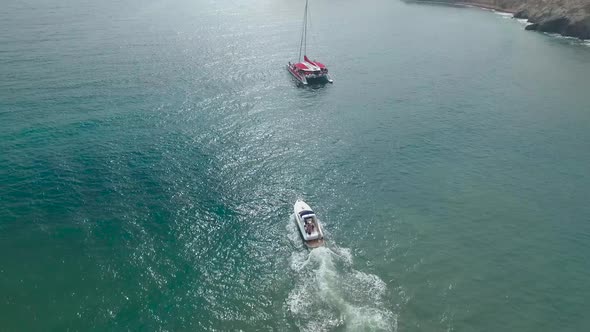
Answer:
1;0;590;331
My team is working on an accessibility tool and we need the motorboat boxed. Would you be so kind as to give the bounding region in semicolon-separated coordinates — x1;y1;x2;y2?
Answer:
293;199;325;248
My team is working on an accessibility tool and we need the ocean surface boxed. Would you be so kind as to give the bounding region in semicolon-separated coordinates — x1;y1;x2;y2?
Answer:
2;0;590;330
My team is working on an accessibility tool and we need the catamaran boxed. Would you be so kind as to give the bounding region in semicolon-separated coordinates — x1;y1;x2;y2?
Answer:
287;0;333;85
293;199;325;248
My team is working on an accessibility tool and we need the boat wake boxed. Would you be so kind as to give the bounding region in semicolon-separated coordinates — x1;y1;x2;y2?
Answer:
286;218;396;331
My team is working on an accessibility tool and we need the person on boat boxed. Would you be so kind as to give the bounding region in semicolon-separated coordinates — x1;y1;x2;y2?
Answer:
304;218;315;234
306;223;314;235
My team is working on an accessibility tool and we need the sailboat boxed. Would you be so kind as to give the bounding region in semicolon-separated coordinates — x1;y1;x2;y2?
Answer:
286;0;333;85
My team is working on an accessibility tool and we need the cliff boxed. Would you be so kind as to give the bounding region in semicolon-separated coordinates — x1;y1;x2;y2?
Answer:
413;0;590;39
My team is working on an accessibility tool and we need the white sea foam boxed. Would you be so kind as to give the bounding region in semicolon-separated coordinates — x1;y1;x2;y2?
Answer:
516;18;532;26
493;11;513;19
287;244;396;331
492;11;535;27
544;33;590;47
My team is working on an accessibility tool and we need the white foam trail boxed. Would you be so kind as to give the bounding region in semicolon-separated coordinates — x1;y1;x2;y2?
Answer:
287;243;396;331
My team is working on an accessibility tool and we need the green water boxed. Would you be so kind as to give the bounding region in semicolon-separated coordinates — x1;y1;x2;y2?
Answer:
2;0;590;330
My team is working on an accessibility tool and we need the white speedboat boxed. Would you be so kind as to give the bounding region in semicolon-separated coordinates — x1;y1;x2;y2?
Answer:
293;199;325;248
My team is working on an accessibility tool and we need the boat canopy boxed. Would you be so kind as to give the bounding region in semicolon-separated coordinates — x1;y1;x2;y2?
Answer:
298;210;315;218
304;55;326;69
294;63;308;70
294;62;320;71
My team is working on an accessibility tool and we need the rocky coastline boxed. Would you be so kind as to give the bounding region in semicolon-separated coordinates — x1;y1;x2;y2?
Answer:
411;0;590;40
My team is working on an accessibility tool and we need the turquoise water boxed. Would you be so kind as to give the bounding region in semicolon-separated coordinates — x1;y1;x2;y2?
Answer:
2;0;590;330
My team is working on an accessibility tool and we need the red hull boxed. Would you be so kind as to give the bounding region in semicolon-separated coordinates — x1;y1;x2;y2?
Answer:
286;61;333;85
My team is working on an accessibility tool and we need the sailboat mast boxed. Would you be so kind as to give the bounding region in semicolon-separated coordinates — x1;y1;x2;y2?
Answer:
304;0;308;58
298;0;309;62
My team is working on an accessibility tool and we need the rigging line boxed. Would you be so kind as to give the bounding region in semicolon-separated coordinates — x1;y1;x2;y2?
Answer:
307;0;311;55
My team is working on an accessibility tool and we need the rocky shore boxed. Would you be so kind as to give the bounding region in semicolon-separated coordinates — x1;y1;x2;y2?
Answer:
412;0;590;39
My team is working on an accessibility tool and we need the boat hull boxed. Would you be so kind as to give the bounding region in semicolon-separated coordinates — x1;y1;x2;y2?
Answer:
293;200;325;248
286;64;308;85
286;64;333;85
302;237;325;248
294;216;325;248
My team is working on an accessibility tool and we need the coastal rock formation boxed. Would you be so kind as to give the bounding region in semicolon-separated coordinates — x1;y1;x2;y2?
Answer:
413;0;590;39
510;0;590;39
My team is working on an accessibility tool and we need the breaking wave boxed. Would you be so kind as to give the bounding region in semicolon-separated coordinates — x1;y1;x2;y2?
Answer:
516;18;532;26
492;11;513;19
286;216;396;331
489;9;534;26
